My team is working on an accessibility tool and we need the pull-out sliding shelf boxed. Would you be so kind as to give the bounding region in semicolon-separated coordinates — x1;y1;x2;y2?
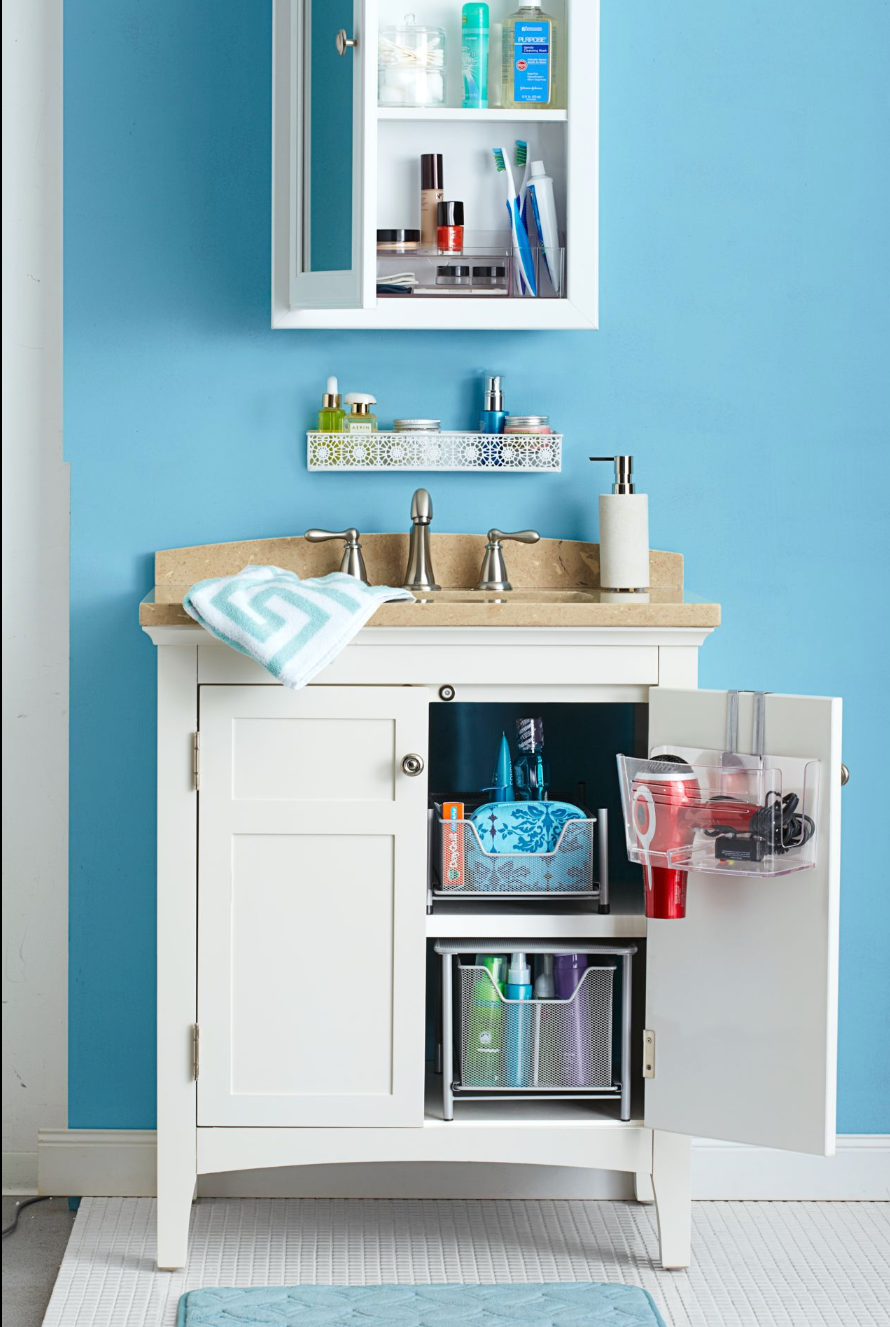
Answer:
436;940;636;1122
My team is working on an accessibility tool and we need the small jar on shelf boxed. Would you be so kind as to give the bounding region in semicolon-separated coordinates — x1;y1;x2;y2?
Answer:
378;17;446;108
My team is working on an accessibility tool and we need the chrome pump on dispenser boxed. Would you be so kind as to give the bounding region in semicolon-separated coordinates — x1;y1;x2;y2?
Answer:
589;455;650;596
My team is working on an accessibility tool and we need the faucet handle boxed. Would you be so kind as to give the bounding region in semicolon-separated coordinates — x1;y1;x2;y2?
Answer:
487;529;540;546
303;529;368;583
475;529;540;593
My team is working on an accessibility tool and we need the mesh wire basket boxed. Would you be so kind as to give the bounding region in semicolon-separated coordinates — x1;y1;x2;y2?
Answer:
457;964;615;1091
438;816;596;896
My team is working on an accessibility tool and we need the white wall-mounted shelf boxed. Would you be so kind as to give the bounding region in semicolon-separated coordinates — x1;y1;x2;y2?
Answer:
307;430;562;472
272;0;599;331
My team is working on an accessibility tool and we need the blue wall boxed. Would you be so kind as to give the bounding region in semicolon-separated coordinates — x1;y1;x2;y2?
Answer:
66;1;889;1130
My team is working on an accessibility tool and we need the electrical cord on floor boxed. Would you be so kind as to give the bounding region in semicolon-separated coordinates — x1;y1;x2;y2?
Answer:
2;1195;51;1237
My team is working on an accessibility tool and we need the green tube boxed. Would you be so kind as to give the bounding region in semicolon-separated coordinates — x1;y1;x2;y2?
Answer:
462;3;490;109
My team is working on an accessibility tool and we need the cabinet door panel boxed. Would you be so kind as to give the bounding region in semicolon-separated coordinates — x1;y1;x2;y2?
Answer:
198;685;428;1127
275;0;370;313
644;688;841;1156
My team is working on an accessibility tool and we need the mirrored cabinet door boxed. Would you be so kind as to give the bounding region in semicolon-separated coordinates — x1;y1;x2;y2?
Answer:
276;0;368;311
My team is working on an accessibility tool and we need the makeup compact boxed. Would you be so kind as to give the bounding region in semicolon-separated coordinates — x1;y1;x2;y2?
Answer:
436;263;471;287
377;229;421;253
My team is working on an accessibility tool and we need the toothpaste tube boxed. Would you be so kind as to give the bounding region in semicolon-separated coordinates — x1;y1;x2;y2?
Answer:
442;801;465;887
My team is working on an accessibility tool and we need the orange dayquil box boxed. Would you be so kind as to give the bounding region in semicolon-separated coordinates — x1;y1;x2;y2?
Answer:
442;801;465;888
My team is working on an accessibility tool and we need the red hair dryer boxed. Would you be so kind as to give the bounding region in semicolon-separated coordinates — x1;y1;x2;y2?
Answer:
632;755;763;919
631;757;701;919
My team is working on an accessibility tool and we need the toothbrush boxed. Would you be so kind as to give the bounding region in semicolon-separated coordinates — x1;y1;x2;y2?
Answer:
516;140;531;230
515;140;532;293
492;148;537;298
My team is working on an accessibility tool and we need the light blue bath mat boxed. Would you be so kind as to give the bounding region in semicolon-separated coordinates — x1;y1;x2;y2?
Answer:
177;1283;667;1325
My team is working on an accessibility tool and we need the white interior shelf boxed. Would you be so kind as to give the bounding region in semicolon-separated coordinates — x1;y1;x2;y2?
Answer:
376;107;569;123
307;431;563;472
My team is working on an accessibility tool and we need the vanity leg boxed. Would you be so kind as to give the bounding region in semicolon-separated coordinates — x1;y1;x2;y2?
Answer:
634;1170;655;1203
156;1159;195;1271
651;1130;692;1269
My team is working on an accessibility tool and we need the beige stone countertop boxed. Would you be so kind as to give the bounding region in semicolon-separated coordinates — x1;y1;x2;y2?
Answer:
139;534;721;629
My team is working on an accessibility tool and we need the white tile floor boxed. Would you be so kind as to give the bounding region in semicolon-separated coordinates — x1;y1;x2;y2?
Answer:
43;1197;890;1327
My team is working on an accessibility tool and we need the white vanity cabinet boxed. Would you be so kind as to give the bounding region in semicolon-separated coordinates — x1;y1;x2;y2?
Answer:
273;0;599;329
147;623;842;1273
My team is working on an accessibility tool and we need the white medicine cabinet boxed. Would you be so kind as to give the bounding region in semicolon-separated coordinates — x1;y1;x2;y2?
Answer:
272;0;599;329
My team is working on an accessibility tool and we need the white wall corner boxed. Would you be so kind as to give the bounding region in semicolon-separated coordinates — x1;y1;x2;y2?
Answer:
34;1131;890;1202
1;0;68;1184
2;1151;39;1195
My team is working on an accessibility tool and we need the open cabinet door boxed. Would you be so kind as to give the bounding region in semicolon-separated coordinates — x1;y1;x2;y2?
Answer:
274;0;371;313
644;688;842;1155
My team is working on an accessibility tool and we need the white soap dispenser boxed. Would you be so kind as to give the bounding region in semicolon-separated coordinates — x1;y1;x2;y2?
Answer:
590;455;650;597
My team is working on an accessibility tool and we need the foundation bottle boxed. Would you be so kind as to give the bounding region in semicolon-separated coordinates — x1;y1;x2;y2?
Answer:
420;153;444;248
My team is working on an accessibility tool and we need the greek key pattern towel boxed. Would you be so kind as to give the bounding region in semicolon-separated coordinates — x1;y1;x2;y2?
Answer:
183;565;414;689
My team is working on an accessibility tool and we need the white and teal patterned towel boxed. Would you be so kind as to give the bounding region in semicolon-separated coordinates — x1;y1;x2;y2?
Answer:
183;565;414;689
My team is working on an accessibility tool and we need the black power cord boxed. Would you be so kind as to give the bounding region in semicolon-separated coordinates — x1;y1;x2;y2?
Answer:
2;1194;51;1238
707;791;815;863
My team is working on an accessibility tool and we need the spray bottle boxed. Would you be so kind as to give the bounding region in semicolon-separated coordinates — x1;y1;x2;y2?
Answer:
505;952;533;1086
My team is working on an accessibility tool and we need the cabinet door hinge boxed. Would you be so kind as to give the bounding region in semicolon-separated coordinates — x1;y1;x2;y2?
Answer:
192;731;200;791
192;1023;200;1079
643;1029;655;1079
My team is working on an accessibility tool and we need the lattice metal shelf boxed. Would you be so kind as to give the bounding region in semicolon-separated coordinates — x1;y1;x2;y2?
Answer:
307;431;562;473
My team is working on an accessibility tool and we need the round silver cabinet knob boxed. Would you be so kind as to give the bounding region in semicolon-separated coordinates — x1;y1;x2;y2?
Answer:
401;753;425;777
335;29;357;56
841;763;850;786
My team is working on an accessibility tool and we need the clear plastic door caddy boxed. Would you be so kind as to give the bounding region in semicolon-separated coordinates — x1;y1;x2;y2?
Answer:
616;746;821;879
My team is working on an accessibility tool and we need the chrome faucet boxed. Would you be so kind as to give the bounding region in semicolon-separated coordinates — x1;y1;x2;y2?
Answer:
403;489;440;592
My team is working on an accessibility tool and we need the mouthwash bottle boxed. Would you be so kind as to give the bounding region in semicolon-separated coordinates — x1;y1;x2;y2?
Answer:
501;1;559;110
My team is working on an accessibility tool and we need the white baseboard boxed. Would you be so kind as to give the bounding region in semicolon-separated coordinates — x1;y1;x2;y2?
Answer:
691;1135;890;1200
29;1130;890;1202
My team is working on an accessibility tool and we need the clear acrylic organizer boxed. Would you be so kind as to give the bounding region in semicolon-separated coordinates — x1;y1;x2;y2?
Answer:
616;746;821;878
457;962;615;1092
432;803;605;901
376;231;565;300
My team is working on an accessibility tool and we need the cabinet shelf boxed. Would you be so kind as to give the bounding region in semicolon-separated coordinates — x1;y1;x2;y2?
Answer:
377;107;568;123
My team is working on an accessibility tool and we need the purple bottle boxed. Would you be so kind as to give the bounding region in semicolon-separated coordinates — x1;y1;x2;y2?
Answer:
553;953;591;1086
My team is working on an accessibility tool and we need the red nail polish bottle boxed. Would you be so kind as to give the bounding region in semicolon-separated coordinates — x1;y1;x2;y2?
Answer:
437;200;465;253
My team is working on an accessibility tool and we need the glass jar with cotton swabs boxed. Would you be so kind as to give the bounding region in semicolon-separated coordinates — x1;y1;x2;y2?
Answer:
378;15;447;108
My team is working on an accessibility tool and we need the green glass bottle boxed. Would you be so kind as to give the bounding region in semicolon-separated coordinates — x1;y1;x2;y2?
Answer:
317;376;345;432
